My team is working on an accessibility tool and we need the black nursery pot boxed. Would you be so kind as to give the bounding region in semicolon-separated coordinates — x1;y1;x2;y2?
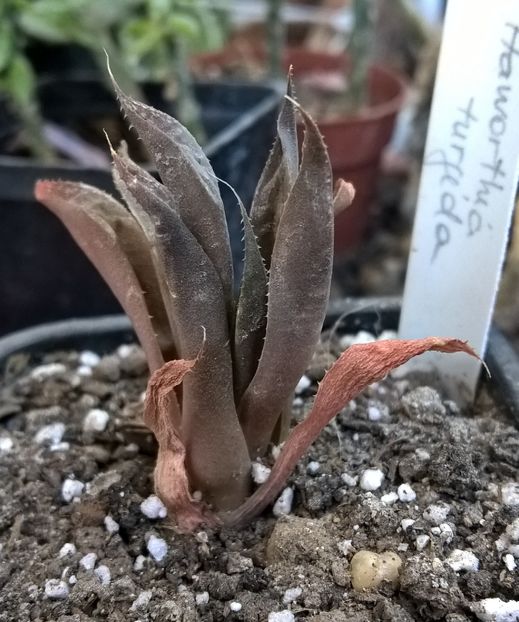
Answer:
0;297;518;428
0;76;280;336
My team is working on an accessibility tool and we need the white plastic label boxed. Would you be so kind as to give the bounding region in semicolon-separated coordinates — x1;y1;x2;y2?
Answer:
399;0;519;400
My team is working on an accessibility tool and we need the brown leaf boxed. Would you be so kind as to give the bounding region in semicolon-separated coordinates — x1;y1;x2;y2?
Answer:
35;180;165;373
226;337;479;527
250;73;298;268
233;200;268;403
111;150;251;509
109;73;233;308
145;358;217;531
239;101;334;457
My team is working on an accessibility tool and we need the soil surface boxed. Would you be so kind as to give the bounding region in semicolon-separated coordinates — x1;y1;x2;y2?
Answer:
0;334;518;622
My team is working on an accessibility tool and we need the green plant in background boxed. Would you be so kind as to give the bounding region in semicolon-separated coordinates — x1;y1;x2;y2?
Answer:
0;0;56;161
36;71;476;530
119;0;230;140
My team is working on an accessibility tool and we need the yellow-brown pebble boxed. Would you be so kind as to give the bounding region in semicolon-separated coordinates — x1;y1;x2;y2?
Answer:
350;550;402;591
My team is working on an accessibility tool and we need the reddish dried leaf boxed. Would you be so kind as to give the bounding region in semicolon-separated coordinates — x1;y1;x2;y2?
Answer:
333;179;355;215
226;337;479;527
145;358;217;531
35;180;166;373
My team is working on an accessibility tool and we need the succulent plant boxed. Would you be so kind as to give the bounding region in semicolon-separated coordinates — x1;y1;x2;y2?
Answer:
35;71;476;531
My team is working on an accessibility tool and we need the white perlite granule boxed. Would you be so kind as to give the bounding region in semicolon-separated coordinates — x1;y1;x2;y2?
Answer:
79;552;97;571
230;602;242;612
61;478;85;503
79;351;100;367
31;363;66;380
501;483;519;507
133;555;146;571
58;543;76;558
35;422;65;446
381;492;399;505
83;409;110;433
268;611;295;622
0;437;13;453
415;535;430;551
130;590;153;611
195;592;210;606
341;473;358;487
472;597;519;621
140;495;167;519
446;549;480;573
397;484;416;502
423;503;451;525
359;468;384;491
295;375;312;394
94;565;111;586
282;587;302;604
251;462;271;485
273;487;294;517
44;579;69;600
147;535;168;562
104;516;119;534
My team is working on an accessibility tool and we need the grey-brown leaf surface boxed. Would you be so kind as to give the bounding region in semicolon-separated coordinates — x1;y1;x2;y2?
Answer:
250;77;299;267
233;200;268;403
110;74;234;310
112;154;251;508
35;181;165;374
239;103;334;457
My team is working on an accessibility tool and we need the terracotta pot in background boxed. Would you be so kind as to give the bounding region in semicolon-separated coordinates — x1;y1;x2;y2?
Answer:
193;46;406;255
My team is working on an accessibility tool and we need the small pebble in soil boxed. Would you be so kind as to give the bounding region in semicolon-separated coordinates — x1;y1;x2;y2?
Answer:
401;518;415;531
44;579;69;600
133;555;146;571
283;587;302;604
195;592;210;606
77;365;93;377
423;502;451;524
147;535;168;562
350;550;402;591
337;539;354;556
360;468;385;491
31;363;67;380
83;408;110;433
251;461;271;484
367;402;389;422
34;422;65;446
79;553;97;571
58;543;76;558
501;482;519;507
397;483;416;502
431;522;454;544
79;351;101;367
341;473;358;487
295;375;312;394
104;515;119;534
140;495;167;519
0;436;13;453
415;535;430;551
268;611;295;622
130;590;153;611
503;553;516;571
230;602;242;612
68;575;77;585
61;477;85;503
381;492;399;505
273;487;294;517
307;461;320;475
472;597;519;622
94;564;111;586
446;549;480;573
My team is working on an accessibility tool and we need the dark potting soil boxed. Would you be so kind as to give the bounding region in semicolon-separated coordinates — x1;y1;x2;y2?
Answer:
0;335;518;622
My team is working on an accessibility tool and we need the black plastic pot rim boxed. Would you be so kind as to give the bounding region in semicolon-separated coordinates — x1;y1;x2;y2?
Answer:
0;297;517;428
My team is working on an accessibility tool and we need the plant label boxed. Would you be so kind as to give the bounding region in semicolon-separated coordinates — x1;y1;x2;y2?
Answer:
399;0;519;400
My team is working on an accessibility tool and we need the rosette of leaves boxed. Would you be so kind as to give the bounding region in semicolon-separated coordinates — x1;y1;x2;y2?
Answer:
35;72;476;530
